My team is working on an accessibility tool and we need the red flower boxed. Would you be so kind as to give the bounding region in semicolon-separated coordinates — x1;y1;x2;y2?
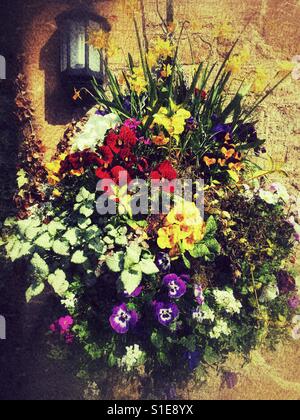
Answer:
98;146;114;168
119;148;136;166
95;167;112;180
106;131;122;154
111;166;132;184
150;161;177;193
119;126;137;147
60;152;100;174
195;88;207;101
150;160;177;181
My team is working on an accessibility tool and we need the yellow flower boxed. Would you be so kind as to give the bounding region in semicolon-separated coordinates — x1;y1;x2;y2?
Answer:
226;47;250;74
45;153;67;186
214;22;234;41
53;188;62;198
251;65;269;93
88;28;110;50
157;224;181;249
278;60;294;75
153;100;191;142
161;64;172;78
129;67;148;96
157;201;206;253
152;38;175;60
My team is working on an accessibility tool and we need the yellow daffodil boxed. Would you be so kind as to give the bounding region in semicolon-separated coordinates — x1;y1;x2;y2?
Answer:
251;65;269;93
213;22;234;41
88;28;110;50
129;67;148;96
161;64;172;78
226;47;250;74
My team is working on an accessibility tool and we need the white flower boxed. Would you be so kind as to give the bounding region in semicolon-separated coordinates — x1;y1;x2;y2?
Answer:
193;305;215;323
119;344;146;372
259;189;277;205
72;112;121;152
61;292;77;310
210;319;231;339
213;289;242;315
259;183;290;205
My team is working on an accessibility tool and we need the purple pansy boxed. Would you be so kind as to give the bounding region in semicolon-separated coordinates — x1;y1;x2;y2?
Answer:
155;252;171;274
194;284;205;305
163;274;188;299
109;303;138;334
154;302;179;326
211;122;233;143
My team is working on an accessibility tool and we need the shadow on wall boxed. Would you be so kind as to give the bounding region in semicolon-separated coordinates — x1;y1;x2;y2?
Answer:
39;31;75;126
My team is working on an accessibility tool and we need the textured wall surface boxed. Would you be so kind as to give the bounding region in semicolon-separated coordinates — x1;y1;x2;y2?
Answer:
15;0;300;400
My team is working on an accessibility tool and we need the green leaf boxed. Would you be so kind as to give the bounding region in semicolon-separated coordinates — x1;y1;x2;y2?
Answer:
205;238;221;254
71;250;87;264
48;269;69;297
31;253;49;279
78;218;92;230
35;232;53;249
79;205;94;218
182;253;191;269
17;169;29;189
106;251;124;272
76;187;95;203
203;347;221;365
5;237;32;261
115;235;128;246
125;243;142;267
63;228;78;246
88;239;106;254
121;265;142;295
139;258;159;275
48;220;65;236
53;240;70;256
26;282;45;303
189;243;210;259
151;331;164;349
205;216;218;237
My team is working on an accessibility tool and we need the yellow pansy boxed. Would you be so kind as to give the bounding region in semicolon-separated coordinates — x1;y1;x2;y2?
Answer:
45;153;67;186
157;224;181;249
157;200;206;254
153;100;191;142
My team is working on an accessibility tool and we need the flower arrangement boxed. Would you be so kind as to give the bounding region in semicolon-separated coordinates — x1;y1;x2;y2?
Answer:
1;20;299;388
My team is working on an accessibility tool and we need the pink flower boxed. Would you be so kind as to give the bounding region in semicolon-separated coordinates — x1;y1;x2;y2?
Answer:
58;316;74;332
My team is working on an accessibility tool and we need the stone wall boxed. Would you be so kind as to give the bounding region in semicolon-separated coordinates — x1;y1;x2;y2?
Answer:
19;0;299;185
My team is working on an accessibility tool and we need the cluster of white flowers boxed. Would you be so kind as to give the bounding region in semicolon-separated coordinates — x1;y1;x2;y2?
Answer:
213;289;242;315
119;344;146;372
193;305;215;323
210;319;231;339
61;292;77;311
72;112;121;152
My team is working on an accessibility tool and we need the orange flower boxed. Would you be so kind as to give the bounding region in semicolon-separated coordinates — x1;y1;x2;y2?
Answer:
203;156;217;167
152;133;170;146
